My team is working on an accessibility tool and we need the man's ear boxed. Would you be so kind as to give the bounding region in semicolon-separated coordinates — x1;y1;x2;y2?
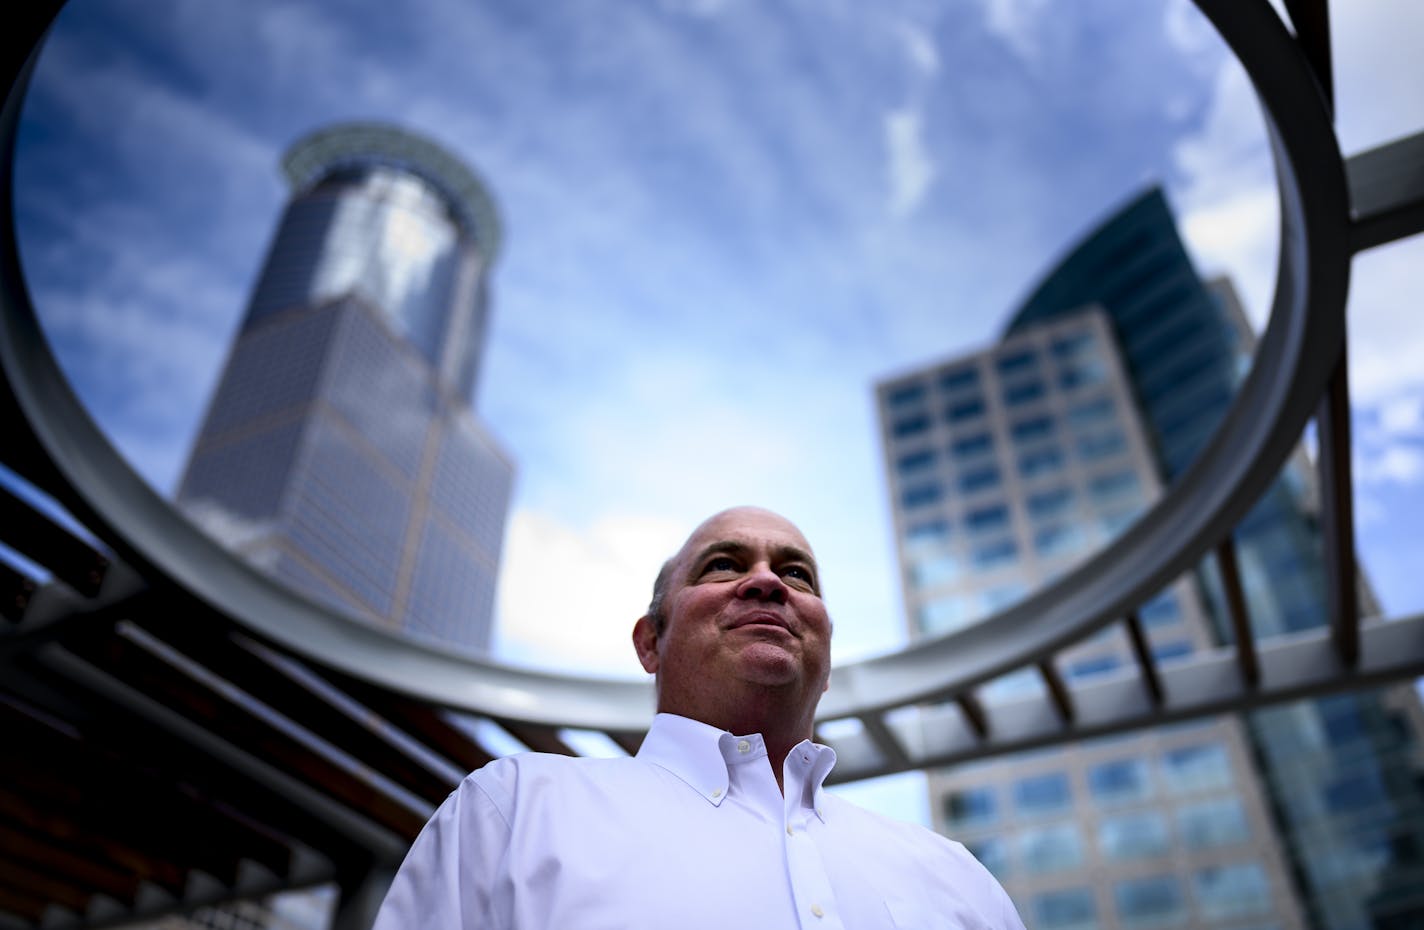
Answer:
632;615;660;674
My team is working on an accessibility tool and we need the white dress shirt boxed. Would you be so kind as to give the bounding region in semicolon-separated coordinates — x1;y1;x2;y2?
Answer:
373;713;1024;929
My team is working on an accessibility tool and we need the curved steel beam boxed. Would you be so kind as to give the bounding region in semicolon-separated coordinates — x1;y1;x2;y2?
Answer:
0;1;1350;729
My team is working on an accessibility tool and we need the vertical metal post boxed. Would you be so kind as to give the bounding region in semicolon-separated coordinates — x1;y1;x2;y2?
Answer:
1316;347;1360;666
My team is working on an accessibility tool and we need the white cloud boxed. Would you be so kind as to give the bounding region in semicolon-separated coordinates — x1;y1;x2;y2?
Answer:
884;108;936;218
974;0;1049;61
1355;446;1424;485
492;508;688;677
893;21;940;77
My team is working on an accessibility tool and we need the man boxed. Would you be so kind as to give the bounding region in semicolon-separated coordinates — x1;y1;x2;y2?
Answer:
374;506;1024;929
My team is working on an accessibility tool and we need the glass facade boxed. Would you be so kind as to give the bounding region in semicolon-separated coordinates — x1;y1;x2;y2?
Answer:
178;126;513;654
1002;188;1424;929
872;186;1424;929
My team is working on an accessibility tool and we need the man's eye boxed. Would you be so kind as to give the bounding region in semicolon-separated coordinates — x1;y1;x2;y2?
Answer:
784;566;815;586
704;556;738;573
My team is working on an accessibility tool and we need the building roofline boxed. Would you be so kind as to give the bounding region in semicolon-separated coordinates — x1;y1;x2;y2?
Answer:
283;122;503;260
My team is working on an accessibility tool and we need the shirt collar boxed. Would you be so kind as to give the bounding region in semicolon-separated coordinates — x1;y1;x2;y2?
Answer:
636;713;838;818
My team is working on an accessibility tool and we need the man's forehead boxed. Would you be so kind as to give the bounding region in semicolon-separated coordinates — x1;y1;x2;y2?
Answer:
679;507;816;562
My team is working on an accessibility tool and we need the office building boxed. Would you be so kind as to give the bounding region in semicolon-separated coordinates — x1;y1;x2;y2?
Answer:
178;123;513;654
877;188;1424;929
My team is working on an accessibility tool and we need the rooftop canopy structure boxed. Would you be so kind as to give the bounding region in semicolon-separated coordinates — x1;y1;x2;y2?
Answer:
3;0;1423;926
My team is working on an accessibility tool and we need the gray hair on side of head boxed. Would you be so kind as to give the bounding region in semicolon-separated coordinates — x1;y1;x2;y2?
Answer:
646;557;676;634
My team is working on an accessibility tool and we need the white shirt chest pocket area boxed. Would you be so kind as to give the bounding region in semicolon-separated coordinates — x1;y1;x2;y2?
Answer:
884;896;993;930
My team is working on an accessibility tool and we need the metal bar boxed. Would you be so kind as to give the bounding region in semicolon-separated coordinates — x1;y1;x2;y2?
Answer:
496;721;576;756
1036;660;1076;723
858;711;911;769
1347;131;1424;251
957;692;989;739
1123;613;1165;706
1316;347;1360;666
34;645;409;863
1215;539;1261;687
0;482;108;597
0;558;35;624
1280;0;1334;114
829;611;1424;783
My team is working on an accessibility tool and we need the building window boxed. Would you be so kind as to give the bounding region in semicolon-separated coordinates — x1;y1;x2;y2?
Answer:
1076;429;1126;461
918;597;974;636
901;483;942;510
1175;797;1250;849
905;518;950;545
1139;592;1181;627
944;786;997;830
1019;446;1066;479
996;349;1040;377
911;553;961;590
1034;523;1084;558
886;382;927;407
1011;414;1056;443
964;837;1010;879
959;466;1002;494
1113;875;1187;928
1028;486;1075;520
1160;743;1233;796
946;398;987;422
892;413;930;438
896;448;937;475
972;538;1019;571
1088;757;1154;806
1067;653;1120;681
939;366;981;392
1033;888;1097;930
1193;864;1271;921
1019;822;1084;874
1152;640;1194;664
1090;469;1140;501
1059;358;1108;390
1051;329;1098;359
1004;379;1046;406
1068;395;1116;427
1014;772;1072;817
1098;811;1170;860
965;504;1011;535
951;432;995;460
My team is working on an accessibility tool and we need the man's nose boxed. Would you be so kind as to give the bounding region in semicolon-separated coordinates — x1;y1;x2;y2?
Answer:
736;565;788;603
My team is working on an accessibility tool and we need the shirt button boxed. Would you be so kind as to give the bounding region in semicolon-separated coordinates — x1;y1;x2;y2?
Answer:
811;904;825;918
801;754;811;764
711;788;722;799
786;824;795;836
737;739;751;754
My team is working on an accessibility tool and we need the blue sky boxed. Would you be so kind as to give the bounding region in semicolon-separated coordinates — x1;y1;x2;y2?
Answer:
11;0;1424;815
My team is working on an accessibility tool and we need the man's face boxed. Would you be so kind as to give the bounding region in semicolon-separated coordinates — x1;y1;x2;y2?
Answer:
633;507;832;723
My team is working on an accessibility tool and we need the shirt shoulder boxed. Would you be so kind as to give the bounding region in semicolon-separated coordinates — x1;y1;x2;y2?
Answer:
462;751;658;819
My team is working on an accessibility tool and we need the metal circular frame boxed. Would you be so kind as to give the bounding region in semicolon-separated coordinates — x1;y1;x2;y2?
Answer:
1;0;1350;730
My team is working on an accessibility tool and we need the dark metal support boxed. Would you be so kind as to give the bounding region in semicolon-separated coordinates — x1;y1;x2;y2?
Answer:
0;483;108;596
1037;660;1076;724
1123;613;1165;706
1346;131;1424;251
1215;540;1261;687
859;712;911;769
1280;0;1334;115
957;692;989;739
331;867;394;930
1316;347;1360;665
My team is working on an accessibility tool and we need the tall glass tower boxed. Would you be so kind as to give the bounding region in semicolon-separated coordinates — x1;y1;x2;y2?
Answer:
878;188;1424;929
178;123;514;654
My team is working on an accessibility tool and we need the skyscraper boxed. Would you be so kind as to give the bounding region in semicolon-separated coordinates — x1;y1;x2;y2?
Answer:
877;188;1424;929
178;123;513;654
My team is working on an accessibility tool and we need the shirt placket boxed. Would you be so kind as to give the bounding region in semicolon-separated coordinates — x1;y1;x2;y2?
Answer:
782;748;845;930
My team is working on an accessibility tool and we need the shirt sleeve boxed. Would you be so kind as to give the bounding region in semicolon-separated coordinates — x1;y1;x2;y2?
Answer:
371;765;514;930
